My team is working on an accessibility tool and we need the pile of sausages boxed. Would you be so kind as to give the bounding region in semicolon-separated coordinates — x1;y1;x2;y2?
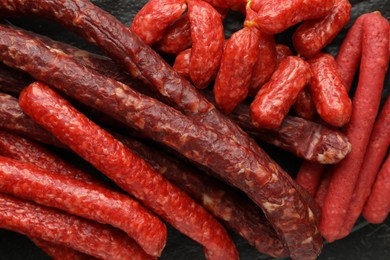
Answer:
0;0;388;259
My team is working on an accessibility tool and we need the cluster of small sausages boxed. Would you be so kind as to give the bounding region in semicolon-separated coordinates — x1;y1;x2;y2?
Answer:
0;0;388;260
132;0;354;130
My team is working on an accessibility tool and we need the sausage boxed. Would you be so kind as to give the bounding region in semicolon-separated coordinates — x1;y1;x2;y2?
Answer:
314;170;331;209
0;193;154;260
201;0;245;9
130;0;187;45
0;130;102;186
31;238;97;260
319;12;390;242
248;0;335;34
188;0;224;89
0;93;64;147
250;56;311;129
228;101;351;164
293;87;317;120
19;82;238;260
0;62;32;96
275;44;293;64
248;31;277;96
173;48;191;80
155;13;192;55
295;162;325;196
0;155;167;257
113;133;289;258
214;26;260;114
308;53;352;127
0;17;322;259
339;97;390;237
293;0;351;58
335;14;367;91
362;154;390;224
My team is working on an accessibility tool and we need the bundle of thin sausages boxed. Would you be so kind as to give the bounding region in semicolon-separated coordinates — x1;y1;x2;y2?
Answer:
0;0;388;259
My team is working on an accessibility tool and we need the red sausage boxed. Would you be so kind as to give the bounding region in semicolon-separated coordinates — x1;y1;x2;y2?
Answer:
173;48;191;80
275;44;293;65
0;130;101;186
31;238;97;260
308;53;352;127
339;97;390;237
250;56;311;129
314;170;331;209
19;82;238;260
248;32;277;96
188;0;224;89
0;93;64;147
248;0;335;34
293;88;317;120
293;0;351;58
335;14;368;91
296;162;326;197
214;26;261;114
202;0;245;9
130;0;187;45
0;193;153;260
320;12;390;242
362;155;390;224
155;13;192;55
0;155;166;257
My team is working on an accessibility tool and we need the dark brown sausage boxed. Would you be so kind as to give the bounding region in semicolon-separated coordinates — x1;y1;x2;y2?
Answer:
0;155;167;257
0;193;154;260
113;133;289;258
0;20;321;259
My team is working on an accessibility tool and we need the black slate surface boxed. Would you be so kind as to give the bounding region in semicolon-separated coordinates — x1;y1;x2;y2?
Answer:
0;0;389;259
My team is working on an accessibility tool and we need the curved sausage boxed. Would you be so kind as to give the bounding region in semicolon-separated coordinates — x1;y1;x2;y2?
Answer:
0;193;154;260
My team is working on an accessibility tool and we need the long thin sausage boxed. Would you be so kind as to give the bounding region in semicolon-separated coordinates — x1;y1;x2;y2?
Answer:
319;12;390;242
0;22;321;259
362;155;390;224
0;193;154;260
0;155;167;257
335;14;368;91
339;97;390;237
31;238;97;260
0;130;102;186
19;82;238;260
